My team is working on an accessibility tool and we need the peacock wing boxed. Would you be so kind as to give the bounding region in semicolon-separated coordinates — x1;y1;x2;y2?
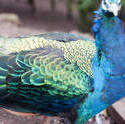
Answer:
0;32;95;115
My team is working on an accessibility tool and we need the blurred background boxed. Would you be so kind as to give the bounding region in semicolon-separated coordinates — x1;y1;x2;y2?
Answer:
0;0;125;124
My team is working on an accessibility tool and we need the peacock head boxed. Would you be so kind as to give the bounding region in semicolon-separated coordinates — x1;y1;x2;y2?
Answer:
101;0;121;16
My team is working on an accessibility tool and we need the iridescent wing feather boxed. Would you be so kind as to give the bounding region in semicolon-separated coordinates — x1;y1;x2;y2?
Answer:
0;32;95;115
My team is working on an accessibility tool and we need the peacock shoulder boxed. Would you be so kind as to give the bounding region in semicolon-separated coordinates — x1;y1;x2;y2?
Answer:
1;32;95;76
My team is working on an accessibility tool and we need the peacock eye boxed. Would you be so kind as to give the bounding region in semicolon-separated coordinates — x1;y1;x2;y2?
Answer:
98;49;102;62
103;0;109;8
104;0;107;5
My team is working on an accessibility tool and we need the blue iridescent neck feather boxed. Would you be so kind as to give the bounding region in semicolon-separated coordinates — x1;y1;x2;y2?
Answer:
92;8;103;36
92;5;125;104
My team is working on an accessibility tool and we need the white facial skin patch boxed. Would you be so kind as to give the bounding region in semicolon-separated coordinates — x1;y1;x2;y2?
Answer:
102;0;121;16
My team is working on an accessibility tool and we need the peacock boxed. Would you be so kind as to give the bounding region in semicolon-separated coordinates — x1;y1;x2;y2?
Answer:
0;0;124;124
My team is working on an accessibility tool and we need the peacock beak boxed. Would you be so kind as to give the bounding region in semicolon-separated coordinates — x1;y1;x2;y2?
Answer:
108;3;121;16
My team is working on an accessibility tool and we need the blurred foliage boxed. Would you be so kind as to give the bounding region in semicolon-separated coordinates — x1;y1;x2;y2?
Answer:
50;0;55;10
77;0;99;10
75;0;100;32
67;0;73;19
122;0;125;6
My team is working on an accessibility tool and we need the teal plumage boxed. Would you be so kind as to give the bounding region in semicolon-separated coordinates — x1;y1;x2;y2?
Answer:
0;47;92;112
0;0;125;124
0;33;95;123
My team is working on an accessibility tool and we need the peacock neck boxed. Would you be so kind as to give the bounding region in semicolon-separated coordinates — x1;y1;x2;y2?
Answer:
93;8;124;52
92;7;125;108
